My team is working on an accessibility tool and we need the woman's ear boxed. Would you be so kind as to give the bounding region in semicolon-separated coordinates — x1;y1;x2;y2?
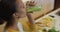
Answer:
13;13;19;18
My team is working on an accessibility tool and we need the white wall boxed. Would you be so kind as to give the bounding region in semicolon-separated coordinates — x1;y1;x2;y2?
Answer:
34;0;54;10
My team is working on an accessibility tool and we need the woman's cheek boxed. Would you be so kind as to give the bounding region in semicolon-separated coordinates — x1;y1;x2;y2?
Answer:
18;9;26;18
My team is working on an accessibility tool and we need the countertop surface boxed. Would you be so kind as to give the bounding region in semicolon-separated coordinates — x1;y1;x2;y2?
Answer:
35;8;60;31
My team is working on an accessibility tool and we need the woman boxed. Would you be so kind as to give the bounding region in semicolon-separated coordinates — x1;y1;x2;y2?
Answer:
0;0;27;32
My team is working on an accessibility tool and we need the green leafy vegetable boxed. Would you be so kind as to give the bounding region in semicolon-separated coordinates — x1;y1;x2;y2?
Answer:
48;27;59;32
27;6;42;13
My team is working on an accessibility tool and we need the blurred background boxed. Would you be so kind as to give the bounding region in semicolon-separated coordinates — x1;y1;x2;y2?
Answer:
0;0;60;32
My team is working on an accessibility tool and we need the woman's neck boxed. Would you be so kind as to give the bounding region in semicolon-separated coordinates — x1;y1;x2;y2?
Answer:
8;22;18;31
6;18;19;31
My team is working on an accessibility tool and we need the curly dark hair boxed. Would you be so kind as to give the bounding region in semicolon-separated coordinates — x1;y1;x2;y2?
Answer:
0;0;16;25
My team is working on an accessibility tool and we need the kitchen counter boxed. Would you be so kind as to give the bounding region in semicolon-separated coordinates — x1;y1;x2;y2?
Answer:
35;8;60;31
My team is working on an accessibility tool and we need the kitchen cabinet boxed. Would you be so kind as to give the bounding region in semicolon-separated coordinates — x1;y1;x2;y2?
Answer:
54;0;60;9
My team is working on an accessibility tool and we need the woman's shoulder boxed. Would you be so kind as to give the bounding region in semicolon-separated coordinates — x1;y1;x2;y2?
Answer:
4;28;19;32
